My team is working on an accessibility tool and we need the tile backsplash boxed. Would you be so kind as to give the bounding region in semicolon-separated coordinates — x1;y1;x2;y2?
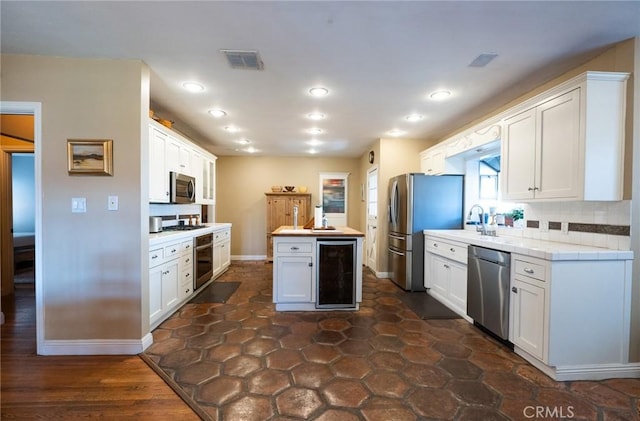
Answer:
514;201;631;250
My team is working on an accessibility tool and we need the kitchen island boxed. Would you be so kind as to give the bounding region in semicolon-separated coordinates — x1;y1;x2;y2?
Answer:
272;226;364;311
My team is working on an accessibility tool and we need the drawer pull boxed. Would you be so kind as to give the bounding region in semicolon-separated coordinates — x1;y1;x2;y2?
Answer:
308;263;313;267
185;258;190;263
512;287;518;293
291;246;299;251
444;264;450;269
151;255;158;260
185;245;191;249
171;248;177;253
524;268;535;274
433;243;438;247
450;248;455;252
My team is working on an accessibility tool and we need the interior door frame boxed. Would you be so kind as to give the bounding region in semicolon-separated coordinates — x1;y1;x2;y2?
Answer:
0;101;42;353
366;166;378;272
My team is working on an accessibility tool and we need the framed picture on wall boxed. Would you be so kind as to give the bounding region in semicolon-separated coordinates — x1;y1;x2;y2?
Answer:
67;139;113;176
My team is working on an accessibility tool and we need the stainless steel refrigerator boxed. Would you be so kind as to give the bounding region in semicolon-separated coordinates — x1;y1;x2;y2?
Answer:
388;173;464;291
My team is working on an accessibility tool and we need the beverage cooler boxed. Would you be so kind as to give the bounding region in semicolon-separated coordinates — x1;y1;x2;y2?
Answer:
316;239;357;309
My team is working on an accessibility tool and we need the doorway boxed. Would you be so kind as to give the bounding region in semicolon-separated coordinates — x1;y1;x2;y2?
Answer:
0;102;41;354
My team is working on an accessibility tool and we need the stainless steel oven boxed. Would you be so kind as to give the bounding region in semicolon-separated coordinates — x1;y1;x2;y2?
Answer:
170;172;196;204
194;233;213;290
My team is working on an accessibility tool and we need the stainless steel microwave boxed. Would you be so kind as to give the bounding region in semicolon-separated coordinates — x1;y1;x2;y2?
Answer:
170;172;196;204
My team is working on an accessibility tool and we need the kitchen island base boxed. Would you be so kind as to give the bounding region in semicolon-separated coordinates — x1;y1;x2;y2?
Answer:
272;226;364;312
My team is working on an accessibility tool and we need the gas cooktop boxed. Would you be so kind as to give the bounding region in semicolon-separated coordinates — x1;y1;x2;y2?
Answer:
163;225;208;231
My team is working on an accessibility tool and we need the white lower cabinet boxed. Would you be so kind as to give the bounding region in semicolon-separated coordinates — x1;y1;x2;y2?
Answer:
276;256;314;302
509;253;633;380
149;238;193;328
510;276;546;361
273;238;315;307
424;236;468;318
212;227;231;278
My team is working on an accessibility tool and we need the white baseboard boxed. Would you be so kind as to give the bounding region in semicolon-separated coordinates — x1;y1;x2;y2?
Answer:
514;346;640;381
232;255;267;261
39;333;154;355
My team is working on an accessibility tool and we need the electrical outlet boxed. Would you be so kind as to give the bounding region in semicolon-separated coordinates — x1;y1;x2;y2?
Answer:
540;220;548;232
108;195;118;211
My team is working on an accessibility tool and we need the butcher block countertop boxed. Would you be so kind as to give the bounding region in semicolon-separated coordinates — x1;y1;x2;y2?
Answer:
272;226;364;237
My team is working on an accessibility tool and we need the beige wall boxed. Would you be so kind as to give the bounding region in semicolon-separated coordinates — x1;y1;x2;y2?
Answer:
216;156;362;257
1;54;150;341
374;138;434;273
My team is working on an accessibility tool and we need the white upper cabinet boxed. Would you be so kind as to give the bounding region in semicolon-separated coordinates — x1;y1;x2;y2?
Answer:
148;119;217;204
501;71;629;201
149;125;170;203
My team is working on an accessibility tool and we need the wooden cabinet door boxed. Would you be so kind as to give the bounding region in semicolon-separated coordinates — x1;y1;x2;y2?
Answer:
535;89;580;200
502;108;537;200
510;277;546;361
267;196;289;231
291;197;310;226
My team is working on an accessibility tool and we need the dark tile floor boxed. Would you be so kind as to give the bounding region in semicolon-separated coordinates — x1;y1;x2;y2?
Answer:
144;261;640;421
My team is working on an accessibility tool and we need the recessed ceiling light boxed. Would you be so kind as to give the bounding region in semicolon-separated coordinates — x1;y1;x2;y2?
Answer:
405;114;424;122
307;128;323;135
246;147;257;153
309;87;329;97
429;90;451;100
307;112;326;120
208;109;227;118
237;138;251;145
224;126;240;133
182;82;205;92
307;139;322;146
387;129;406;137
307;149;318;154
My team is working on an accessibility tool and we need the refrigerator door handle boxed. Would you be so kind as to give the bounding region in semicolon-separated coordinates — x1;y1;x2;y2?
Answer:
389;234;405;241
389;180;398;226
388;248;404;256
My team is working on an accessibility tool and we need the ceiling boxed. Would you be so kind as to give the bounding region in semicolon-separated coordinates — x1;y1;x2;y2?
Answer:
1;1;639;158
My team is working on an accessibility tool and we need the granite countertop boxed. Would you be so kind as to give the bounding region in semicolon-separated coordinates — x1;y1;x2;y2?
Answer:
273;225;364;237
149;222;232;244
423;229;633;261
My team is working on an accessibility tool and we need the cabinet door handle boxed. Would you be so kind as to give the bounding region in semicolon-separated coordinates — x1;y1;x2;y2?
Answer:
512;287;518;293
443;264;449;269
433;243;438;247
308;263;313;267
151;254;158;260
450;248;455;252
524;268;534;274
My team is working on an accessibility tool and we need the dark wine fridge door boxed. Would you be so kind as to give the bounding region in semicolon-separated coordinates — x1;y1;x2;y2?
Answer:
316;240;357;309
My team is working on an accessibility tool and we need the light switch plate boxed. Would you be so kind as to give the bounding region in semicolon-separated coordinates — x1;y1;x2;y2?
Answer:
540;220;548;232
561;221;569;234
71;197;87;213
108;195;118;211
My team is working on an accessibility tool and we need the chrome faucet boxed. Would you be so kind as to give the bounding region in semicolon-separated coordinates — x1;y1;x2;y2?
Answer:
468;204;487;235
292;205;299;230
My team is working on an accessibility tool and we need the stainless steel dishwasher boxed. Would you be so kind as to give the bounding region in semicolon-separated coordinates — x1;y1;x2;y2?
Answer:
467;245;511;341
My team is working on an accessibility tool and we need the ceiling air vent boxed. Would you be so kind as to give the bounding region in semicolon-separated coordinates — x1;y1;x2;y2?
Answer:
469;53;498;68
221;49;264;70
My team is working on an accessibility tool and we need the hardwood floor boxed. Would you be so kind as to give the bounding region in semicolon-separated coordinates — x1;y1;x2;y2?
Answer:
1;282;199;419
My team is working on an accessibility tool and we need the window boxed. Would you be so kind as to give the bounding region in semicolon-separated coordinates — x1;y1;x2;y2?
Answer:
478;158;499;200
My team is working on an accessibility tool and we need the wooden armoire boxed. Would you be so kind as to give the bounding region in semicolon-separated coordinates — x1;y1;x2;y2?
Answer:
265;192;312;261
